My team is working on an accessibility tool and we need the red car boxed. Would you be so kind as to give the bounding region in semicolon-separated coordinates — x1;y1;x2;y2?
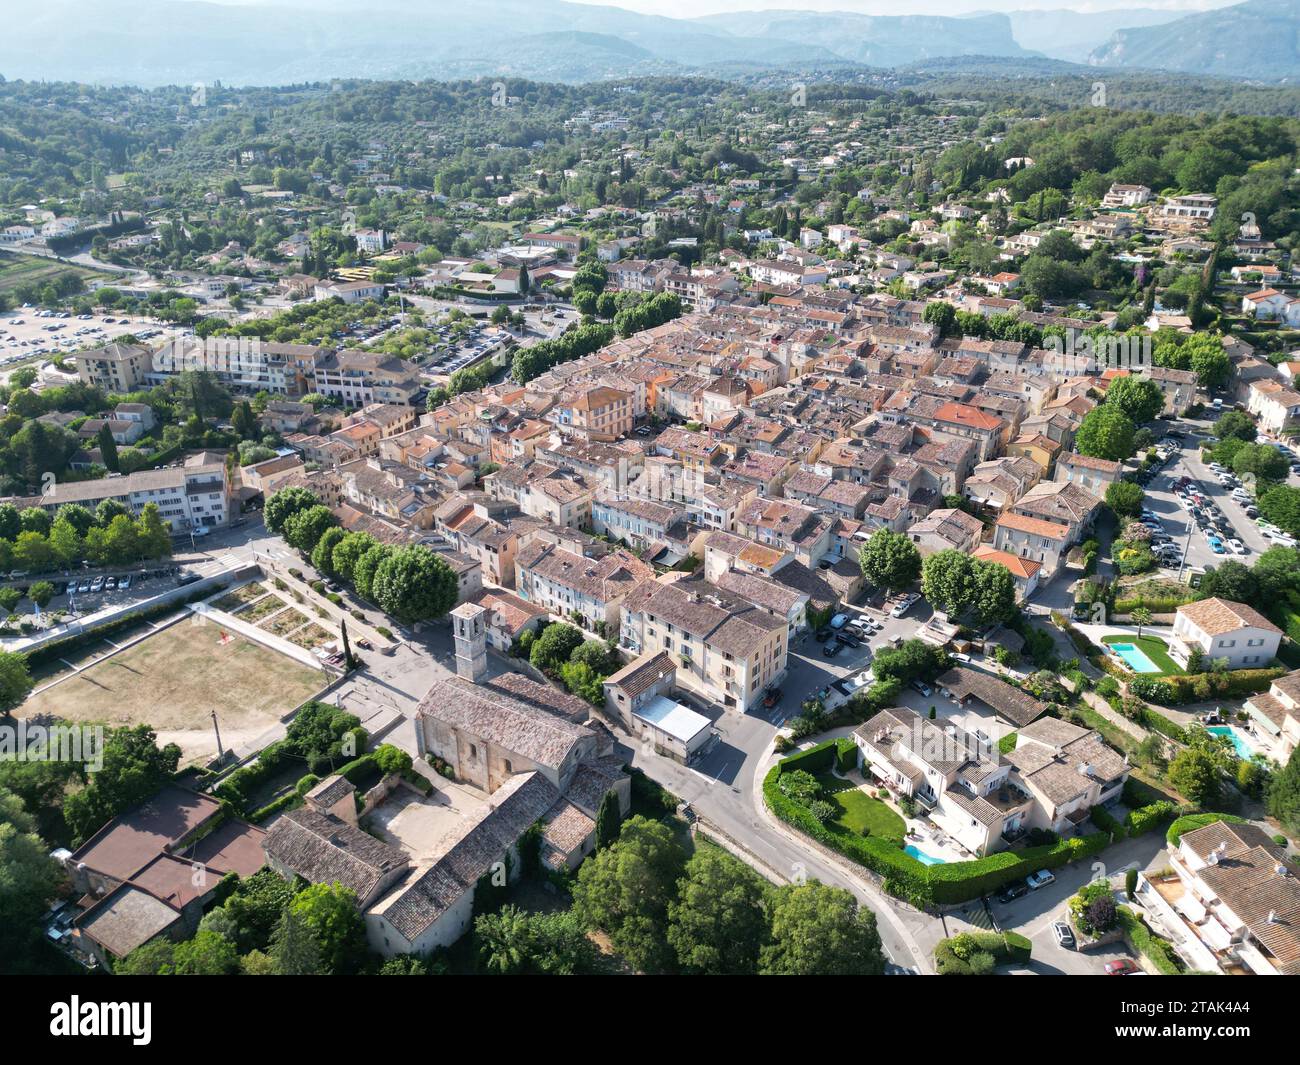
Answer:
1105;958;1141;975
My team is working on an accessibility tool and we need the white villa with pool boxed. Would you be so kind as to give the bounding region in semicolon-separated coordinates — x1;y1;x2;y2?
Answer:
1169;598;1282;671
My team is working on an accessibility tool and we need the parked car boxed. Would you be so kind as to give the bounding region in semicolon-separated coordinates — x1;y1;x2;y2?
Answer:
90;576;105;593
911;680;933;698
1052;922;1076;950
1105;958;1141;975
835;632;861;649
997;881;1029;904
830;613;849;629
762;688;782;708
118;575;132;591
815;628;833;643
822;641;843;658
1026;869;1056;890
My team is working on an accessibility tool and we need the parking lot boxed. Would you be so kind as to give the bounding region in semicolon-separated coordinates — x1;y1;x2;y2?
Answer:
0;309;189;381
3;563;201;630
1139;430;1295;577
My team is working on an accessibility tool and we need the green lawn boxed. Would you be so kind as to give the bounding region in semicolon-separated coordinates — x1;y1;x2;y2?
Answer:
817;773;906;842
1101;634;1184;675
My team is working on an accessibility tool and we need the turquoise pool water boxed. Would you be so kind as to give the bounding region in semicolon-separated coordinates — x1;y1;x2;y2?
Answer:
1207;725;1256;759
903;844;947;865
1109;641;1162;673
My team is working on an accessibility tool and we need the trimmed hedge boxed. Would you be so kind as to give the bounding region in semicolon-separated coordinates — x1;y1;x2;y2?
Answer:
764;743;1110;906
1166;812;1248;845
934;929;1034;974
1118;906;1182;975
1131;667;1286;706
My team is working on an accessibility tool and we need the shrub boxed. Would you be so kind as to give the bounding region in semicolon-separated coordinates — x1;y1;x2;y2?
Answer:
1125;867;1139;900
1125;800;1180;837
1117;906;1181;975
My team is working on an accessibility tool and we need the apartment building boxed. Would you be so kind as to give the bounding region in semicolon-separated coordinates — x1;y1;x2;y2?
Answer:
515;541;655;632
993;512;1072;579
619;577;788;712
548;386;634;442
1136;820;1300;976
73;343;153;392
1053;451;1121;497
311;350;421;408
37;454;231;532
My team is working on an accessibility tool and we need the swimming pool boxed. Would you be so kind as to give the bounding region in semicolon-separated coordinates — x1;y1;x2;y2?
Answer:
903;844;947;865
1206;725;1257;760
1108;641;1162;673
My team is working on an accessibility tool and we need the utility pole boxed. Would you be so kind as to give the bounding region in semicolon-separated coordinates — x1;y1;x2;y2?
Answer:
210;709;224;762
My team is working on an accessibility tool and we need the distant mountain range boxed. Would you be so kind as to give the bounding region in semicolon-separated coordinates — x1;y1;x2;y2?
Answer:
1088;0;1300;79
0;0;1293;86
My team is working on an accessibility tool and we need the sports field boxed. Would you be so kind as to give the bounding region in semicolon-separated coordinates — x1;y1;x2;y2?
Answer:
20;616;326;765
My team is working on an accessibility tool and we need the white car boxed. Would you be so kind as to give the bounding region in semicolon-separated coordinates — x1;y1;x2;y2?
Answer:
1227;539;1246;555
889;602;911;619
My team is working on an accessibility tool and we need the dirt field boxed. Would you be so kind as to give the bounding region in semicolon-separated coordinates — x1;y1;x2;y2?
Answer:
20;617;327;765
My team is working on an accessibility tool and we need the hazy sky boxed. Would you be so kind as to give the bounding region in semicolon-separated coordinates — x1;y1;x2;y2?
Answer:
544;0;1233;16
205;0;1239;11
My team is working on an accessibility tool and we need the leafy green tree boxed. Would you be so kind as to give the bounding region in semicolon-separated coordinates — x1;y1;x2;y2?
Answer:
529;622;586;674
352;543;392;601
666;845;771;975
1106;480;1145;517
1106;375;1164;424
1232;442;1289;482
264;486;320;534
758;881;886;976
571;815;687;973
135;503;172;559
922;549;973;617
170;929;240;975
1197;560;1258;603
48;517;83;567
1214;410;1256;442
330;531;377;583
594;790;621;851
288;882;367;974
311;526;346;578
13;531;54;572
231;400;257;440
1189;341;1231;391
371;545;459;622
0;504;20;542
94;499;128;527
1267;749;1300;835
1169;745;1222;806
1076;404;1137;462
96;423;120;473
269;904;325;975
475;905;603;975
283;504;338;553
1259;484;1300;537
970;559;1017;627
0;650;33;712
27;581;54;608
0;786;61;972
378;955;429;975
62;726;182;845
858;528;922;593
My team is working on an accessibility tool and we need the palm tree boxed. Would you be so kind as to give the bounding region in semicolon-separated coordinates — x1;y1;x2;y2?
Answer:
1130;607;1153;641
